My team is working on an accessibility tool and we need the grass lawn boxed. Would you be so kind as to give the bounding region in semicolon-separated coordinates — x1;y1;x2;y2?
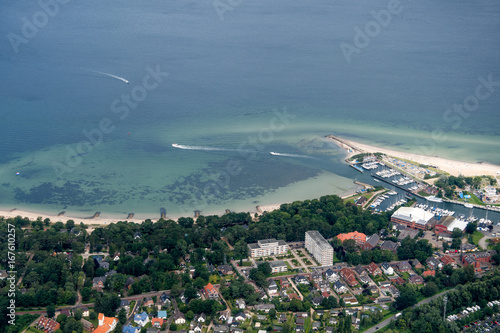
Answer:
332;252;342;263
240;261;252;267
400;272;410;280
418;191;431;197
209;274;221;284
464;192;485;206
27;328;46;333
472;231;484;246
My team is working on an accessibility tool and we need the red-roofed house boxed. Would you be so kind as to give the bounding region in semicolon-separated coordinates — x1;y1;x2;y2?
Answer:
152;318;164;328
93;314;117;333
336;231;367;246
340;268;358;286
422;270;435;277
366;262;382;276
37;317;60;333
204;283;219;299
440;255;456;267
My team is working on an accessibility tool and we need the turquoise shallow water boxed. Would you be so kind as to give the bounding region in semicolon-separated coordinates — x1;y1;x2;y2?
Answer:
0;0;499;218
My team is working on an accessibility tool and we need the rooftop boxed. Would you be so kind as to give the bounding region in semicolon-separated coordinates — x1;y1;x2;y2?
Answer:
392;207;434;225
306;231;333;250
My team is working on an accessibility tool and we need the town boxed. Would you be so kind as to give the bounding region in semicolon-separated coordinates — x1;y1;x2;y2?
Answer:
1;194;500;333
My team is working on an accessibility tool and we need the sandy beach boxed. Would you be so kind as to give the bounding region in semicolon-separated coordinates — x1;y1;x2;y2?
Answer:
327;135;500;177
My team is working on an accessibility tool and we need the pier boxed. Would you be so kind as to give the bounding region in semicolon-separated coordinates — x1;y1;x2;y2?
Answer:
127;213;134;219
160;208;167;219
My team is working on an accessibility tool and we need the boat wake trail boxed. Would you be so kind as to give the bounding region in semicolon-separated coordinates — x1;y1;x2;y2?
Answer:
172;143;254;153
270;152;313;159
94;71;129;84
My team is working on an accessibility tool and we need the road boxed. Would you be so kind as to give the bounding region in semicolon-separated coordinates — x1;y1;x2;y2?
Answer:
364;288;455;333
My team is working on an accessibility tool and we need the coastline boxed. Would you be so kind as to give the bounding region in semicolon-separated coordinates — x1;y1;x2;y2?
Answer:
326;135;500;177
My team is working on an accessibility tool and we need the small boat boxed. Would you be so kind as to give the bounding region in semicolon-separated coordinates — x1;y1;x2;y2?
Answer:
270;152;279;156
427;196;443;203
464;203;474;208
387;191;397;195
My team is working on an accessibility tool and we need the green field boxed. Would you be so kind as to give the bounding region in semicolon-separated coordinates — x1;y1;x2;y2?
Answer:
472;231;484;246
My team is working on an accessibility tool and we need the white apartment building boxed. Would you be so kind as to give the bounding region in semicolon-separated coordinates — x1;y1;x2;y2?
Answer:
305;231;333;266
248;239;288;258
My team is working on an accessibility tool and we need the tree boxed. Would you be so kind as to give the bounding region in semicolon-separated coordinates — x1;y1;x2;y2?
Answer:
257;262;272;277
451;228;463;239
170;323;178;331
343;239;357;253
185;310;195;320
421;281;438;297
89;311;97;320
118;308;127;325
269;308;276;319
465;222;477;234
47;304;56;318
394;285;418;310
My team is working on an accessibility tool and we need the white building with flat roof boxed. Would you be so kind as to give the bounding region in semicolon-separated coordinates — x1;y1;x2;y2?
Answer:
248;239;288;258
305;231;333;266
391;207;434;230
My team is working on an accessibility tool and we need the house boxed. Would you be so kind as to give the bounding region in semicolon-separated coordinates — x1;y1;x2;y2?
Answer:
295;275;309;285
362;234;380;251
278;314;287;323
133;231;141;239
295;318;305;326
336;231;367;245
254;303;275;313
105;270;117;278
192;323;203;333
151;318;164;328
461;243;477;252
204;283;219;299
123;326;139;333
296;312;308;318
324;269;339;282
120;300;130;310
144;297;154;307
218;313;227;322
390;276;404;285
268;279;279;294
93;314;117;333
356;196;367;206
311;271;323;283
366;262;382;276
380;241;399;253
174;311;186;325
340;268;357;286
234;313;246;322
217;265;233;275
256;315;267;322
134;312;149;327
280;277;290;288
426;257;443;270
288;293;301;301
98;261;110;270
411;259;424;270
213;325;229;333
409;275;424;285
380;263;394;275
157;311;167;319
318;281;331;293
422;270;435;277
440;255;456;267
388;285;399;297
235;299;246;310
80;307;90;317
194;313;206;323
160;292;171;306
113;252;120;261
359;275;370;285
353;265;366;276
312;296;324;307
267;260;288;273
81;319;95;332
333;281;347;294
312;322;321;331
37;317;60;333
92;276;106;292
397;261;411;273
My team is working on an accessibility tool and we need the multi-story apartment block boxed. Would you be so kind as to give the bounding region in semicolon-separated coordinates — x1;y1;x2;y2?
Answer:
305;231;333;266
248;239;288;258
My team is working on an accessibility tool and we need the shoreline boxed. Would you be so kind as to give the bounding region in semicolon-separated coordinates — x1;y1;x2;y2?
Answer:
326;134;500;178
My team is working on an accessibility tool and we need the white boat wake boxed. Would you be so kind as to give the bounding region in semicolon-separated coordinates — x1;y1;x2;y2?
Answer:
270;152;313;159
95;71;129;84
172;143;254;153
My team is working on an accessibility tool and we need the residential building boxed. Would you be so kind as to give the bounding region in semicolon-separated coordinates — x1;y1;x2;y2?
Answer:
409;275;424;285
82;319;95;332
254;303;275;313
359;275;370;285
440;255;456;267
157;311;167;319
305;231;334;266
411;259;424;269
380;241;399;253
248;239;289;258
391;207;435;230
151;318;164;328
397;261;411;273
134;312;149;327
92;277;106;292
37;317;60;333
333;281;347;294
426;257;443;270
340;268;357;286
144;297;154;307
362;234;380;250
268;261;288;273
336;231;367;246
381;263;394;275
433;216;457;234
295;275;309;285
235;299;246;310
174;312;186;325
160;292;171;306
123;326;139;333
280;277;290;288
268;279;279;294
422;270;435;277
324;268;340;282
366;262;382;276
93;314;117;333
204;283;219;299
217;265;233;275
353;265;366;276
